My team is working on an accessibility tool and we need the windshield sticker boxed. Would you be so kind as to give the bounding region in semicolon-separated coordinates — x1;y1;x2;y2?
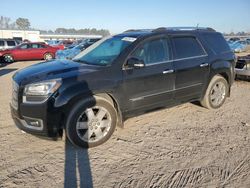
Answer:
121;37;137;42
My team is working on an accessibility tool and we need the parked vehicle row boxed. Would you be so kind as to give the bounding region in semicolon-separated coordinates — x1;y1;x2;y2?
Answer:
10;27;235;148
227;39;250;53
0;42;59;62
56;38;101;60
0;38;101;63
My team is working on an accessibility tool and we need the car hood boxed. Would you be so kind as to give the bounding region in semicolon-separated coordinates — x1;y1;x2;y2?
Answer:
13;60;101;85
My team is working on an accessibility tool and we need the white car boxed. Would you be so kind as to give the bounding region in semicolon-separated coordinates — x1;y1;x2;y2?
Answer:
0;39;18;50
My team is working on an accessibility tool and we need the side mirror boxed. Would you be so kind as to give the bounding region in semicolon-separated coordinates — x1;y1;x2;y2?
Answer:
127;57;145;68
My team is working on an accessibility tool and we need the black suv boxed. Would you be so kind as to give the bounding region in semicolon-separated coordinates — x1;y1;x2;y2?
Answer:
11;27;235;148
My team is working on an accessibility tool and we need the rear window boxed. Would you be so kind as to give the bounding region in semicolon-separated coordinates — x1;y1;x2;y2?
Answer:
0;41;4;46
7;41;16;46
203;33;231;54
172;37;206;59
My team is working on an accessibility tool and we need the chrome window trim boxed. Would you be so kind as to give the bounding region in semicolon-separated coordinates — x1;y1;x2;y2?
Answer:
129;82;202;101
173;54;208;62
123;54;208;70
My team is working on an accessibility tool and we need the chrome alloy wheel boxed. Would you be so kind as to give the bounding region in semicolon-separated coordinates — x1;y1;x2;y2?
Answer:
76;106;112;143
210;81;226;107
44;53;53;60
4;55;13;63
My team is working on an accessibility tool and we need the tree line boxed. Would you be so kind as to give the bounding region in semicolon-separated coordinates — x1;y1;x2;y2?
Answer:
0;16;110;36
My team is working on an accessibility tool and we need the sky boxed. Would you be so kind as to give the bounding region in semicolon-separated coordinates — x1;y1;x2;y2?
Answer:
1;0;250;34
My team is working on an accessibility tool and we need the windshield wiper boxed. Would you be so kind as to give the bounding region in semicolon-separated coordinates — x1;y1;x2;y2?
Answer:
72;59;91;65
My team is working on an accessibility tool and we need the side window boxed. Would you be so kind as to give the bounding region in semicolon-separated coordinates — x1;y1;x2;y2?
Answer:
132;38;170;65
203;33;231;54
172;37;206;59
20;44;29;49
31;44;39;49
0;41;4;46
7;41;16;46
40;44;46;48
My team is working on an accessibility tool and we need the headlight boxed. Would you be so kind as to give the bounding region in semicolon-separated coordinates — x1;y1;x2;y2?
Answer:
23;79;62;103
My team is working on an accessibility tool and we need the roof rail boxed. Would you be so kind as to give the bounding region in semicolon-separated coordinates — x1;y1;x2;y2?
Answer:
123;29;152;33
153;27;216;32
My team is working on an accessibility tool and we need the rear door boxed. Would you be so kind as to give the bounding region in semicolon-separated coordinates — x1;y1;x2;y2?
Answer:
29;43;47;60
121;36;175;112
171;35;209;101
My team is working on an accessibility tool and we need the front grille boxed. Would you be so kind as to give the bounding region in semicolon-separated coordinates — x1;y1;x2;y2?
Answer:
11;81;19;110
235;60;246;69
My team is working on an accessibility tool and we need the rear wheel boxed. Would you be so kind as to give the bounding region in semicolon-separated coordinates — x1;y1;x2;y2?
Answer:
200;75;229;109
66;96;117;148
3;54;14;63
44;53;53;61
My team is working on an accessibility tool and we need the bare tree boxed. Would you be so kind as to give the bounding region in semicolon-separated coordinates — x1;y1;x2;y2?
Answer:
16;17;30;29
0;16;12;29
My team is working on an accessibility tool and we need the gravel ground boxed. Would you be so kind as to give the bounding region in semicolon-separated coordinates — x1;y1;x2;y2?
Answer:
0;60;250;188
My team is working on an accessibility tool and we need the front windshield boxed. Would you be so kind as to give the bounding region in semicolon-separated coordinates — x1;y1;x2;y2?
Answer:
73;36;136;66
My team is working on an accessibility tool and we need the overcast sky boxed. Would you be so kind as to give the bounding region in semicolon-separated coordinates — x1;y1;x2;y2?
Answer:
1;0;250;33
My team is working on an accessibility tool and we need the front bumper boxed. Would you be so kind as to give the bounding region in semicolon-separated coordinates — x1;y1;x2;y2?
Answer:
235;58;250;77
10;98;63;138
235;68;250;76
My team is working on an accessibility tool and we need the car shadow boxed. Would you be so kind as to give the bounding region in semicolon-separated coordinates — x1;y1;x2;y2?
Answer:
64;138;93;188
0;68;18;77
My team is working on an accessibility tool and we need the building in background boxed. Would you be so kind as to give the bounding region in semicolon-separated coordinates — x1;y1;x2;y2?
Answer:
0;29;102;42
0;29;40;42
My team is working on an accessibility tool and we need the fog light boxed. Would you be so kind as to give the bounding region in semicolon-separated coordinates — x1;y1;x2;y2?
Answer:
24;118;42;128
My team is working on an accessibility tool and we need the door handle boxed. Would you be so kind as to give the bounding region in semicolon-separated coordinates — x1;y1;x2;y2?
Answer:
163;69;174;74
200;63;209;67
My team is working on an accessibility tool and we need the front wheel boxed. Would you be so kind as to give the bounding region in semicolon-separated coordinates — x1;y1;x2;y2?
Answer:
66;96;117;148
200;75;229;109
44;53;53;61
3;54;14;63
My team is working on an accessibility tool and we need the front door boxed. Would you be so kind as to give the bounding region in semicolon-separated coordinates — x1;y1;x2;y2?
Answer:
13;43;31;60
121;36;175;112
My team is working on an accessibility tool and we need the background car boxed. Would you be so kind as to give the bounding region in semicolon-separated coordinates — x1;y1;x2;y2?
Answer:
228;40;248;53
0;42;60;63
235;55;250;78
0;39;18;50
53;40;74;50
56;38;101;60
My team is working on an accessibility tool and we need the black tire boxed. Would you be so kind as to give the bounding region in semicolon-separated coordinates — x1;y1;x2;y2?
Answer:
66;96;117;148
200;75;229;109
3;54;14;63
43;53;53;61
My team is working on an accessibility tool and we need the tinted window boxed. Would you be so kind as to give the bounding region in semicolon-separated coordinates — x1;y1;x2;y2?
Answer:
0;41;4;46
204;33;231;54
7;41;16;46
132;38;170;65
31;44;40;48
30;43;46;49
20;44;29;49
173;37;205;59
40;44;46;48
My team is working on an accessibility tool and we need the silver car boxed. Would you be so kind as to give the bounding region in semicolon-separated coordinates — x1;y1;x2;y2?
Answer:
0;39;18;50
235;56;250;77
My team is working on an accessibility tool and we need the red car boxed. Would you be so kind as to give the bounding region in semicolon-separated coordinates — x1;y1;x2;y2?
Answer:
0;42;60;63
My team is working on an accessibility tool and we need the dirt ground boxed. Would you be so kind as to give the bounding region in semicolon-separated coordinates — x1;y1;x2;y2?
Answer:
0;60;250;188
